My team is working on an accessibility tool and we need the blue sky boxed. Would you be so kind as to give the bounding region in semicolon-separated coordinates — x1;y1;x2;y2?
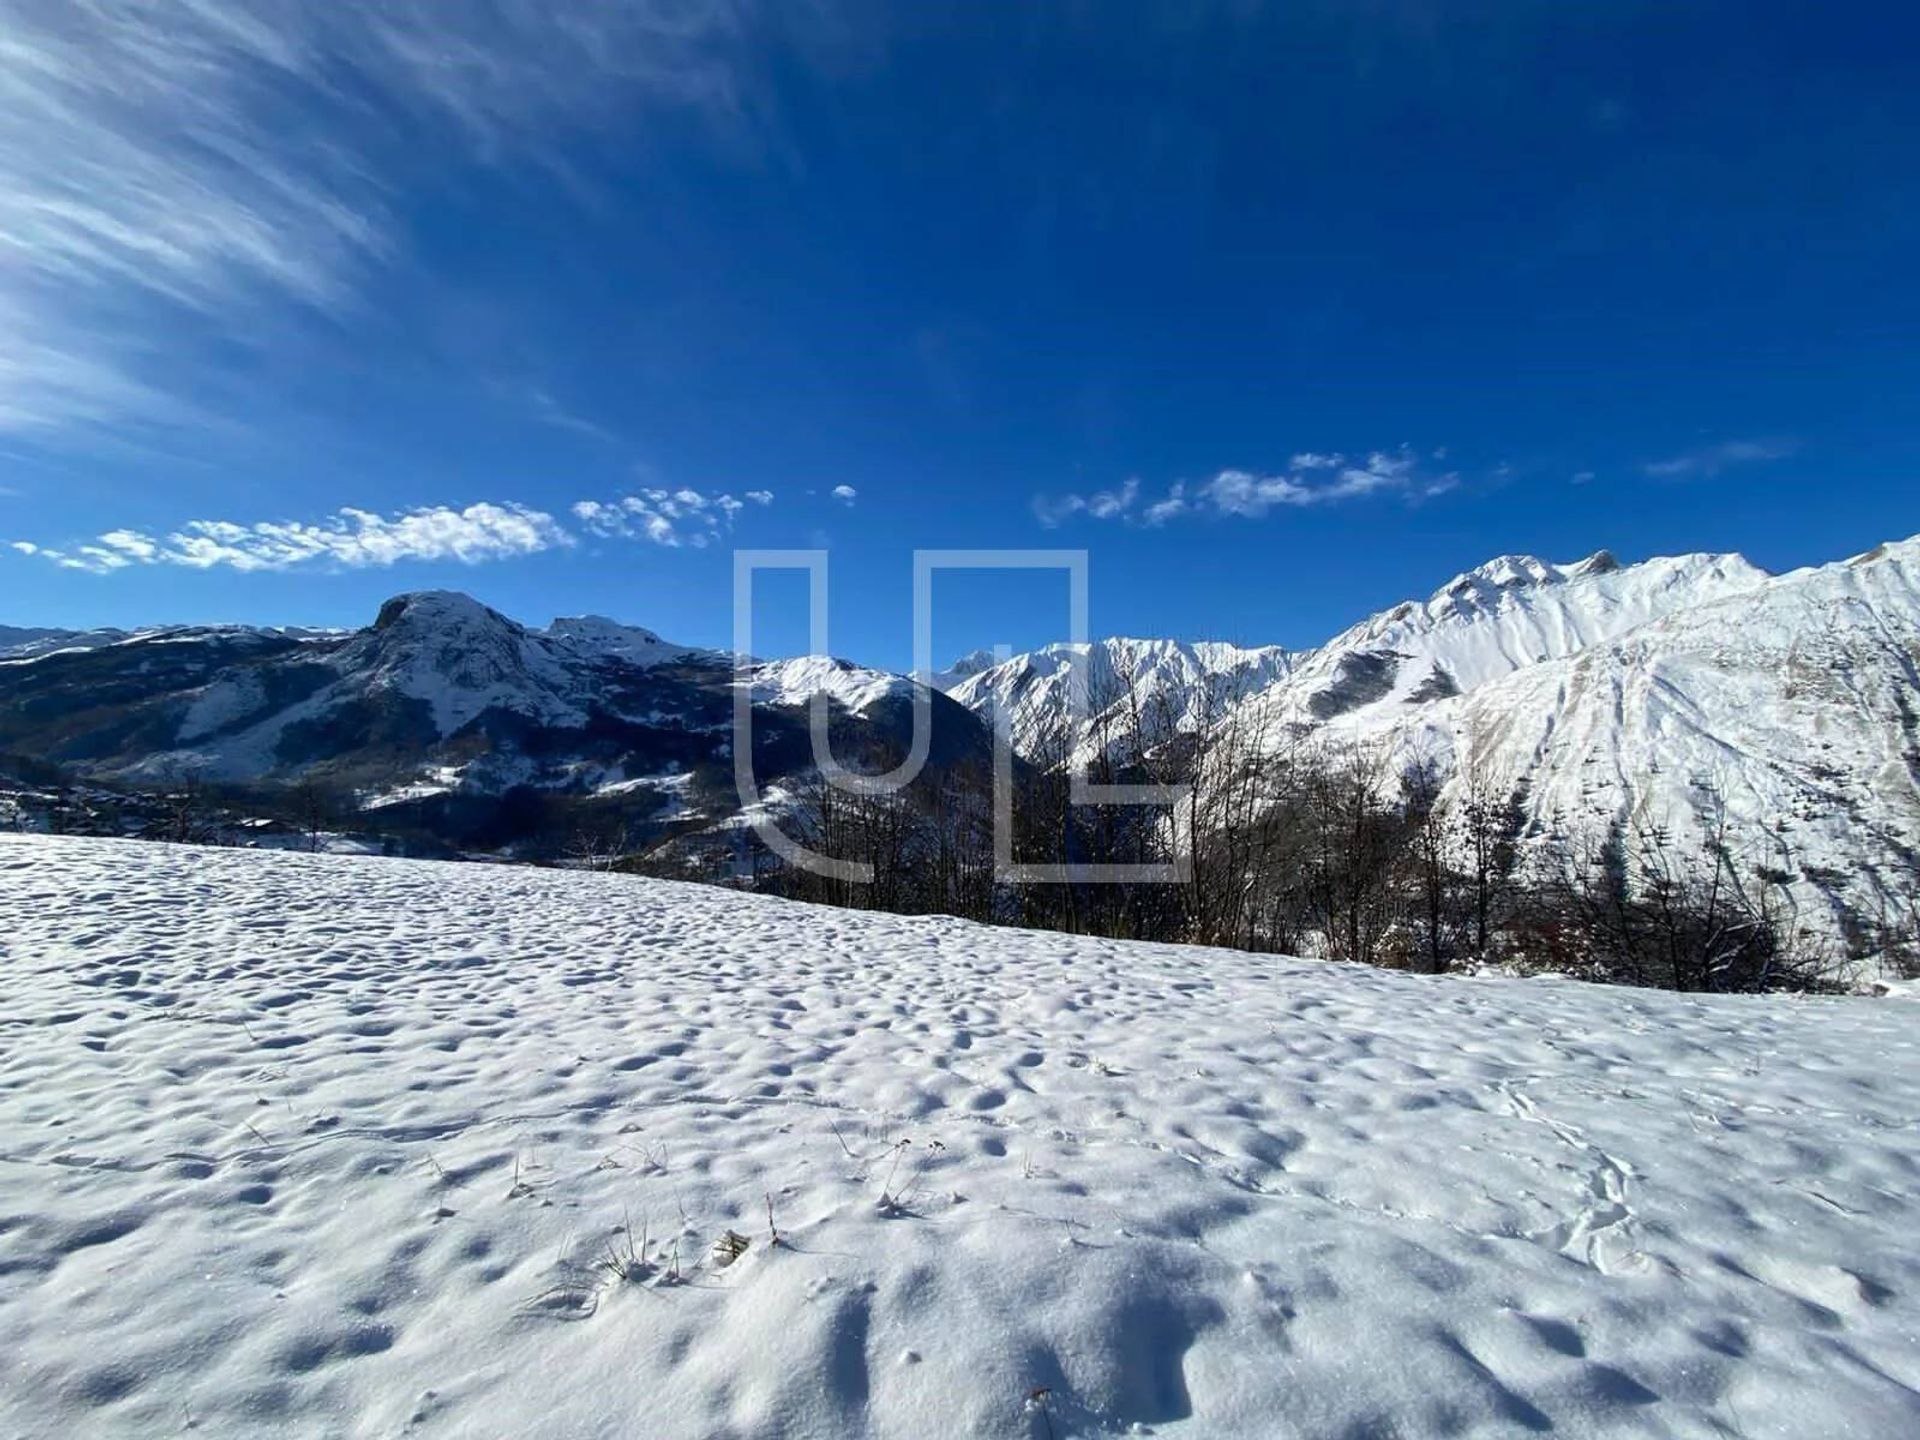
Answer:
2;1;1917;670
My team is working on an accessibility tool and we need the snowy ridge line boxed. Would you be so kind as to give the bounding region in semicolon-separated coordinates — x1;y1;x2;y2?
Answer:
949;534;1920;952
3;533;1916;956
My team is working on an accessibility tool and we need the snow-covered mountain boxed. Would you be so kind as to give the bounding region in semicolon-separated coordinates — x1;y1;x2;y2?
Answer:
0;622;345;663
6;536;1916;924
1364;538;1920;937
1232;548;1770;737
949;548;1775;761
743;653;916;713
943;537;1920;943
0;624;129;660
0;591;987;853
544;614;701;668
943;637;1299;764
929;646;1000;691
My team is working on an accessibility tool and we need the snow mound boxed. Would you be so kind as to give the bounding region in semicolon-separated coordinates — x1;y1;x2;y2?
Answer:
1;835;1916;1438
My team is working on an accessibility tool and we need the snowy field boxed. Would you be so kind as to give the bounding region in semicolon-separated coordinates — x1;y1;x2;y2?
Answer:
1;836;1916;1439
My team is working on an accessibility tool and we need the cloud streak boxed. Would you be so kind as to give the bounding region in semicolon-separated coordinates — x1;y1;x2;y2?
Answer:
1032;449;1458;529
1031;478;1139;528
11;502;572;574
1642;438;1797;480
572;487;773;548
12;484;802;573
0;0;775;439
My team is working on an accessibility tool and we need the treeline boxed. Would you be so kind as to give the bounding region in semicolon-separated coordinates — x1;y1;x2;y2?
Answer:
745;674;1913;993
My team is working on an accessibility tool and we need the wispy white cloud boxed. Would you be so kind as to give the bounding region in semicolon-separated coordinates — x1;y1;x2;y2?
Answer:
1032;448;1457;528
12;501;571;573
830;484;858;506
503;382;622;445
1203;453;1418;515
572;486;772;548
1031;477;1140;527
1642;438;1797;480
0;1;775;439
16;481;794;574
1142;483;1189;527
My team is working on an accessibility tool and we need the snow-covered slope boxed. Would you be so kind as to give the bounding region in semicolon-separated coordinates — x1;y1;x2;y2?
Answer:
946;539;1918;944
0;625;93;660
945;637;1298;763
545;614;704;668
929;646;1000;692
1234;548;1770;736
336;591;601;735
743;653;917;713
1370;537;1920;936
0;592;970;812
2;835;1916;1439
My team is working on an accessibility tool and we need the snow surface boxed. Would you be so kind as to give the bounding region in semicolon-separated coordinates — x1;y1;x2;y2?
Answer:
544;616;702;669
1235;549;1771;737
742;655;915;713
2;836;1916;1438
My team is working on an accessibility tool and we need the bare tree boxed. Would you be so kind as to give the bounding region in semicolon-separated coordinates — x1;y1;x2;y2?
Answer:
157;763;212;845
1516;783;1834;993
1454;741;1528;961
562;814;635;872
752;657;1850;995
291;776;332;853
1399;751;1459;973
1286;741;1408;966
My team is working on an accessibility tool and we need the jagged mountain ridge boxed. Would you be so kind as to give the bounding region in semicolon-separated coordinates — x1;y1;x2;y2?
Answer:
947;536;1920;946
1361;538;1920;937
942;636;1300;763
1231;547;1772;737
5;537;1917;935
0;591;984;853
954;547;1775;766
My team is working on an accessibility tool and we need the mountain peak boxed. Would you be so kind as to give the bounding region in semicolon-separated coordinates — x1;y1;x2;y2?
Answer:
372;591;514;634
1433;546;1687;605
547;614;666;647
1460;554;1560;589
932;647;1002;691
1571;549;1620;577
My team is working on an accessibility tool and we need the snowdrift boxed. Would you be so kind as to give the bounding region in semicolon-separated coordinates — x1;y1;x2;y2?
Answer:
1;836;1915;1438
